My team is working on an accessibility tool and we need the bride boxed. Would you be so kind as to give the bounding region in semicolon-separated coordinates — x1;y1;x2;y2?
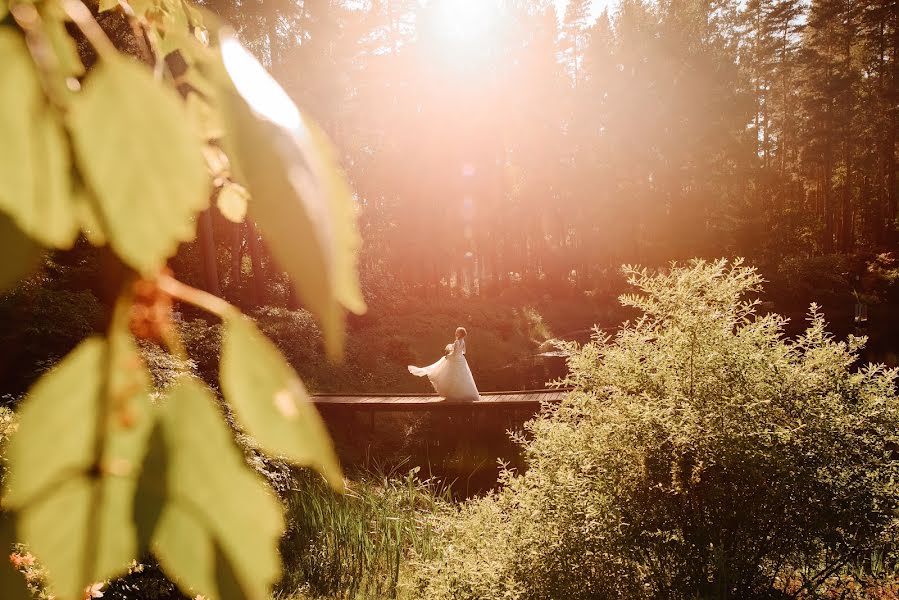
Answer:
408;327;480;401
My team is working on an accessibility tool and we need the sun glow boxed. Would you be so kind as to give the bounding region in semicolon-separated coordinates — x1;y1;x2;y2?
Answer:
431;0;497;47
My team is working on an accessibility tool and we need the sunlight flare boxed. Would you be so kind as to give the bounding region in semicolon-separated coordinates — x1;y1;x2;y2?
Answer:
431;0;497;49
221;35;301;130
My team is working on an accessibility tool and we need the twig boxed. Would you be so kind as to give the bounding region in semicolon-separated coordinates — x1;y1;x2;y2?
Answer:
10;4;70;107
59;0;117;58
157;274;238;319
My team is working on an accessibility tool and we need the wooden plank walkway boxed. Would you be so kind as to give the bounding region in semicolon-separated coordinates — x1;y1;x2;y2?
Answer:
312;388;569;411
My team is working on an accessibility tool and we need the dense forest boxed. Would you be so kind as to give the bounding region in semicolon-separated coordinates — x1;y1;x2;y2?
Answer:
3;0;899;401
178;0;899;301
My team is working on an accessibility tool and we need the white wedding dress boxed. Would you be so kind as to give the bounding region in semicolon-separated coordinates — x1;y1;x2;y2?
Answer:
408;338;480;401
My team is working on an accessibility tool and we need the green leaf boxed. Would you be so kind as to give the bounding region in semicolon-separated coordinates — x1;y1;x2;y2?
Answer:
220;315;343;490
4;334;155;600
0;213;43;292
215;34;365;358
74;186;107;246
17;477;135;599
0;27;78;249
4;339;104;508
154;503;216;596
129;0;157;17
98;0;119;12
152;379;284;600
67;54;210;274
216;182;248;223
32;109;78;245
148;0;189;35
0;19;36;235
134;425;166;553
187;92;224;141
305;121;366;316
0;515;31;600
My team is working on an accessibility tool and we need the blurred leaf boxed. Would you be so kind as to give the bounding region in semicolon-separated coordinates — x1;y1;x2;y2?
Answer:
4;333;154;599
154;503;216;596
98;0;119;11
68;54;209;274
215;33;365;358
3;339;102;508
32;109;78;245
220;315;343;491
74;187;107;246
130;0;157;17
0;214;43;292
183;63;216;97
0;3;7;20
152;379;284;600
305;122;366;315
18;477;133;600
134;425;166;553
216;182;247;223
187;92;224;140
0;515;31;600
0;29;32;214
0;28;78;248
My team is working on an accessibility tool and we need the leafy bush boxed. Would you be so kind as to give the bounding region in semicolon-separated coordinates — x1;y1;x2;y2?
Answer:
0;2;365;595
415;259;899;600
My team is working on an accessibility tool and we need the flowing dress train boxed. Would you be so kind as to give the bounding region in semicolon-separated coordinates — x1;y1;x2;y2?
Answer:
408;338;480;401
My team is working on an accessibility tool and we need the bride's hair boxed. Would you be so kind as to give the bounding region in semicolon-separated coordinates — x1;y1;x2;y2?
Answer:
455;327;467;338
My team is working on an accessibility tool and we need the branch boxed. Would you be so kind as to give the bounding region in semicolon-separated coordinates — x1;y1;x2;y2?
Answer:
60;0;117;59
157;274;239;320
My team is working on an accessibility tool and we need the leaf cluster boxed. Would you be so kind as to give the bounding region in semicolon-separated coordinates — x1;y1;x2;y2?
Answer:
0;1;366;598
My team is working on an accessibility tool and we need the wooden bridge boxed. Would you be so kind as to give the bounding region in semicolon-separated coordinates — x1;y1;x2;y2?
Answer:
311;388;569;411
312;388;570;432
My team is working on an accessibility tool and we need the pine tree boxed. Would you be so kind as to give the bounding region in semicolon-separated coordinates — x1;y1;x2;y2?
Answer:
560;0;594;87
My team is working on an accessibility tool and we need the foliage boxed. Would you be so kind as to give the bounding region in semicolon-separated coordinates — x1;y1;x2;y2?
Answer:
770;254;857;308
0;1;365;599
414;259;899;600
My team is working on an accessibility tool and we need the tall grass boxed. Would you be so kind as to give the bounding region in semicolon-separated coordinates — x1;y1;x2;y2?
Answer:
276;464;451;599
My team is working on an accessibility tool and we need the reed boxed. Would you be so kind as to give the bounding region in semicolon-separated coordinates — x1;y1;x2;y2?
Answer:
276;463;451;599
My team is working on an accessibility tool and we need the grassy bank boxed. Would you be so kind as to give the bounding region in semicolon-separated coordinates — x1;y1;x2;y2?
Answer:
276;465;450;600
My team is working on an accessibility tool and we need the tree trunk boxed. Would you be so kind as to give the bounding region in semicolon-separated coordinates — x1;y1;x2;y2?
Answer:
230;221;243;304
198;208;221;297
888;18;899;242
839;0;856;252
246;220;266;307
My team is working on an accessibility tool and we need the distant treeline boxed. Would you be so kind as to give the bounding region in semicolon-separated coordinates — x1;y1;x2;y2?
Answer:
172;0;898;303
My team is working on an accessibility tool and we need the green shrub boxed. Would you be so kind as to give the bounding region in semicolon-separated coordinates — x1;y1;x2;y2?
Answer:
415;259;899;600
